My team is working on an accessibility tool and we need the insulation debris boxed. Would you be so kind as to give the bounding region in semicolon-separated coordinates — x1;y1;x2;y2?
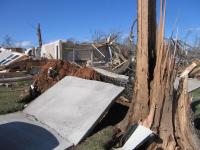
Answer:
33;59;100;93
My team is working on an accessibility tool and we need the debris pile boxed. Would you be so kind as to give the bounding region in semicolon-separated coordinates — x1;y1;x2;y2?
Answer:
94;67;133;101
40;37;134;77
178;60;200;79
71;67;100;80
6;59;48;72
33;60;100;93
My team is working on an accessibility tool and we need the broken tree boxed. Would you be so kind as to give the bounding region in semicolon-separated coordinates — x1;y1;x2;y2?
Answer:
37;23;43;48
115;0;200;149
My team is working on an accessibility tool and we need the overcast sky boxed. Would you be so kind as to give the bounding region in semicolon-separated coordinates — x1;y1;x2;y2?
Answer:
0;0;200;47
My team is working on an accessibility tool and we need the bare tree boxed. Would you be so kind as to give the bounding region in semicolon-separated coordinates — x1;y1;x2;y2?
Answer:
129;19;137;45
1;35;14;47
92;30;106;43
92;30;122;43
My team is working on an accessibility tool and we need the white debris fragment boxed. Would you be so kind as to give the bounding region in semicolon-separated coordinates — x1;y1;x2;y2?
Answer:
116;125;153;150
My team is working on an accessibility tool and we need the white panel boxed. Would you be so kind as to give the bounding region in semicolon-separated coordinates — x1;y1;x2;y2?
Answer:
24;76;124;145
117;125;153;150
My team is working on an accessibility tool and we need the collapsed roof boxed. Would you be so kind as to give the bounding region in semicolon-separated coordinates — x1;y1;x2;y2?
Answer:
0;49;27;67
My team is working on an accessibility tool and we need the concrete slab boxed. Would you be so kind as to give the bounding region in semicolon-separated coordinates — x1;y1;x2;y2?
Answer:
174;77;200;92
24;76;124;145
0;112;73;150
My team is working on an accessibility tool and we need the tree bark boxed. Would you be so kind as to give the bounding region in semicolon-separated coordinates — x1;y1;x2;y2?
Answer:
115;0;200;149
116;0;150;132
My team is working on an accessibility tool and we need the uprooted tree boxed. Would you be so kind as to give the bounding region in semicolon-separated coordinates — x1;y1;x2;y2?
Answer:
115;0;200;149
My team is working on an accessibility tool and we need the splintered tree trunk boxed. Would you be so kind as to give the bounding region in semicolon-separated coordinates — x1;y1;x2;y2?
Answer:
130;0;150;123
37;23;43;48
116;0;156;132
116;0;200;149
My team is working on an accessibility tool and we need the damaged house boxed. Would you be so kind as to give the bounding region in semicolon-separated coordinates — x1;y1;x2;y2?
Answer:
41;40;111;66
40;39;132;74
